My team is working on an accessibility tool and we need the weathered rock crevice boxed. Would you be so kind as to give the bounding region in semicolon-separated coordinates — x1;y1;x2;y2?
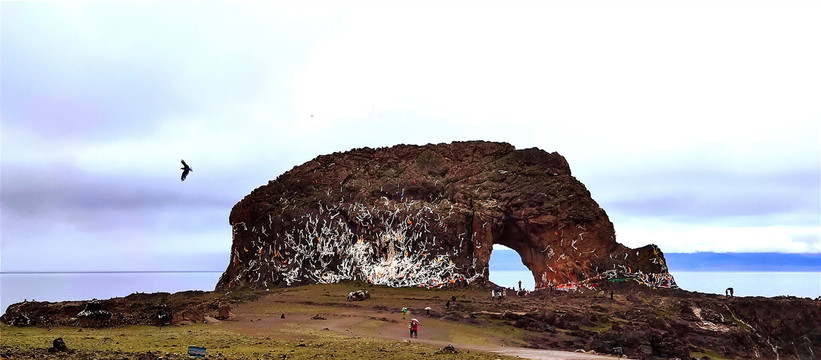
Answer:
217;141;676;291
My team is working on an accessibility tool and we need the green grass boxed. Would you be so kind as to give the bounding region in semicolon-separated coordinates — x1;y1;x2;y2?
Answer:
728;313;754;332
0;324;514;359
1;324;267;357
654;305;677;319
691;349;732;360
580;322;612;334
1;283;521;359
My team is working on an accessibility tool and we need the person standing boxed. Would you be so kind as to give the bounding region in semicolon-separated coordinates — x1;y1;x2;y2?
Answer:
409;318;419;338
401;307;408;319
518;280;522;292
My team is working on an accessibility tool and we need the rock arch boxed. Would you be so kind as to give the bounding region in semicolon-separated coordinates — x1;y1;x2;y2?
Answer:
217;141;675;291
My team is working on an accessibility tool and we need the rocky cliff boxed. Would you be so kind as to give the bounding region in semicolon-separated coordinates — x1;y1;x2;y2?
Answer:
217;141;675;291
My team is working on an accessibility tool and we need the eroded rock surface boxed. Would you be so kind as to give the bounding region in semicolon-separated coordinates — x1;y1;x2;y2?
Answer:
217;141;675;290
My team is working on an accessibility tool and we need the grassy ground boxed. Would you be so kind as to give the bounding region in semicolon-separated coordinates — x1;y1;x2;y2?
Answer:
6;282;817;359
0;323;514;360
1;283;520;359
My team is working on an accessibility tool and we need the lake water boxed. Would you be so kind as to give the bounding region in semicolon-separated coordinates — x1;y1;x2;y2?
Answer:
2;271;819;314
490;270;821;298
1;272;222;314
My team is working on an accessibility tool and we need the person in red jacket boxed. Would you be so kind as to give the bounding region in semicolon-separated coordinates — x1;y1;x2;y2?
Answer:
409;318;419;338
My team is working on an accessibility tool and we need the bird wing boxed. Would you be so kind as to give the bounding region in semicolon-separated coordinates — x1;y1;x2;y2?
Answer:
181;159;188;167
181;169;190;181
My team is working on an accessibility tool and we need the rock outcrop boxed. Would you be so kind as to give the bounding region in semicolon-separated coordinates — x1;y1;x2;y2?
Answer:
0;290;261;328
217;141;675;291
76;299;111;327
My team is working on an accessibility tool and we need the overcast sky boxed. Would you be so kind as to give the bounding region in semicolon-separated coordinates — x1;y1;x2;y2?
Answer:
2;1;819;272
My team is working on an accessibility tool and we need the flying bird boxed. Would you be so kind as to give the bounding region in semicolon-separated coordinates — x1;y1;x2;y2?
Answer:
180;159;192;181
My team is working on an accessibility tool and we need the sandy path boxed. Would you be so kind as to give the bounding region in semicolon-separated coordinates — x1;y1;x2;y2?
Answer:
348;333;623;360
373;336;624;360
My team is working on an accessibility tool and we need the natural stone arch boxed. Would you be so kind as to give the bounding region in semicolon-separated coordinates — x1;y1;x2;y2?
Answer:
217;141;675;291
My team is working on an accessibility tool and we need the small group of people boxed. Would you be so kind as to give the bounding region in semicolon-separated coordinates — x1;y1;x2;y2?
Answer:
400;296;458;338
491;287;509;300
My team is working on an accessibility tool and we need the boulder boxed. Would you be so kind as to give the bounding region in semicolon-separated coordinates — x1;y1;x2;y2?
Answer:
436;345;459;354
49;337;68;352
347;290;370;301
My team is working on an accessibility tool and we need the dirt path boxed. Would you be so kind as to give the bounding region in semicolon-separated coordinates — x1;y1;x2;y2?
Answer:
226;299;627;360
370;336;624;360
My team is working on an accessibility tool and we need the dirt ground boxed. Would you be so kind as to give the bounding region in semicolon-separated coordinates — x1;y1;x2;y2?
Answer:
222;286;621;359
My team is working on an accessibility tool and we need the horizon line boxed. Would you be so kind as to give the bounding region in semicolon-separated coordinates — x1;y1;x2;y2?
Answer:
490;248;821;254
0;270;224;275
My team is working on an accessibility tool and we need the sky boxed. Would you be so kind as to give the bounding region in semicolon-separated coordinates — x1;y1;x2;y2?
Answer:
1;1;819;273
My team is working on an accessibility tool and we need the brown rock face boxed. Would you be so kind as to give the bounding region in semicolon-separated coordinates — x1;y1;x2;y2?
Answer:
217;141;675;291
216;304;233;320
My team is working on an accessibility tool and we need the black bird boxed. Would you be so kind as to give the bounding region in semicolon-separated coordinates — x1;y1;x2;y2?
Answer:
180;159;192;181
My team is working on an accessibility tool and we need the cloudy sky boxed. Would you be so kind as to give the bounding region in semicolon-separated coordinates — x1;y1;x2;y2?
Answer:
2;1;819;273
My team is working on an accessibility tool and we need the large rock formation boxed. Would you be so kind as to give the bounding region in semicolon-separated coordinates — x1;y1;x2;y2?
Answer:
217;141;675;291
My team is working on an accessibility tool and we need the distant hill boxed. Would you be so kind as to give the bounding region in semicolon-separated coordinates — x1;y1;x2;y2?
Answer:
489;250;821;272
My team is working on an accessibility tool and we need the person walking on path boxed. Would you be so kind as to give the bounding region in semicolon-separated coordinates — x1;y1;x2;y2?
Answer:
409;318;419;338
401;307;408;319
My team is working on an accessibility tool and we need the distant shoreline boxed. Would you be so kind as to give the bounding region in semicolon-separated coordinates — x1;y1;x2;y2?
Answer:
0;271;223;275
6;252;821;273
4;252;819;274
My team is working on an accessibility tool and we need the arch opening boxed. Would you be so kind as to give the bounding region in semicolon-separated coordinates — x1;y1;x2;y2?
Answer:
488;244;534;291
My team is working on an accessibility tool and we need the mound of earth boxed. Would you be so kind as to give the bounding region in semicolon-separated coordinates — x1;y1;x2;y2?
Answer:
0;290;259;328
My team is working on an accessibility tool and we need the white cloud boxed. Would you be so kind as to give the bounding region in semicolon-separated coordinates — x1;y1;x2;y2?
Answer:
2;0;819;276
284;1;821;192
